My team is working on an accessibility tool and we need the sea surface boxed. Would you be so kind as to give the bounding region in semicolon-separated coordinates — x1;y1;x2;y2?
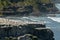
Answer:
3;16;60;40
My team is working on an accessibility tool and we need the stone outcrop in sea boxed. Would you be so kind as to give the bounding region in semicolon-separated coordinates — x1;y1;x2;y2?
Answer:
0;23;54;40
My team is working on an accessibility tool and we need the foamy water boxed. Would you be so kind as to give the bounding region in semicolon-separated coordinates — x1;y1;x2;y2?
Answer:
48;17;60;22
55;3;60;10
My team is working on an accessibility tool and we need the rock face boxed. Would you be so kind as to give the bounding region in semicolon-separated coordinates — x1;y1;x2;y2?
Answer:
2;5;33;16
0;24;54;40
0;0;59;17
9;0;24;3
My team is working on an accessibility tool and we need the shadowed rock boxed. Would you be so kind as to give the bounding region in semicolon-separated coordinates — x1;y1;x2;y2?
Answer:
0;24;54;40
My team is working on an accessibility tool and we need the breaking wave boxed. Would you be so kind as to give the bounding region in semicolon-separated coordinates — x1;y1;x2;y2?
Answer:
47;17;60;23
55;3;60;10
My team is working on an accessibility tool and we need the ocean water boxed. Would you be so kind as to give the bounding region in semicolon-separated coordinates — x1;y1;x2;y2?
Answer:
47;3;60;40
44;17;60;40
4;16;60;40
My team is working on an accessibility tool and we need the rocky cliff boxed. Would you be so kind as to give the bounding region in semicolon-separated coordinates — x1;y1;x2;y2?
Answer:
0;0;59;16
0;24;54;40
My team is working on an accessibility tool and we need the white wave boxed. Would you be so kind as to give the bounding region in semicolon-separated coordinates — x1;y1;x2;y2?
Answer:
47;17;60;23
22;17;29;19
46;27;51;29
55;3;60;10
22;17;39;21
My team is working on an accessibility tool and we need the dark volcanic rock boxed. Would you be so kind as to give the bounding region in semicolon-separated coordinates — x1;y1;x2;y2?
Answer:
2;5;33;16
0;24;54;40
9;0;24;3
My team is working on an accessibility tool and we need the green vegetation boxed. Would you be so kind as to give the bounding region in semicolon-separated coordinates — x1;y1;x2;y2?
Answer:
0;0;39;10
0;0;52;10
24;0;38;9
0;0;11;10
0;0;4;10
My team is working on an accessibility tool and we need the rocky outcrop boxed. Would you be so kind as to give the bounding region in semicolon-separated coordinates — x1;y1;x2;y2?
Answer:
0;24;54;40
9;0;24;3
2;5;33;16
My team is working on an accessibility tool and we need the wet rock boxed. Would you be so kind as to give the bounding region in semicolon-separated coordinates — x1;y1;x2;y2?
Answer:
0;24;54;40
